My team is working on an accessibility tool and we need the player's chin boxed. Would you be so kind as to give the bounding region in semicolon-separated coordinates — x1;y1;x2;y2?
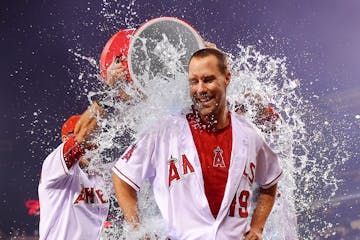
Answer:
198;106;216;118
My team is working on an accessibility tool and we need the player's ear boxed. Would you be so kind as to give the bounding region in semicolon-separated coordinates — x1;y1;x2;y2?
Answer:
225;71;231;87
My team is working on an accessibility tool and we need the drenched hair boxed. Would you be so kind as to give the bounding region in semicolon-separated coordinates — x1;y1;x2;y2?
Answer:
189;48;229;74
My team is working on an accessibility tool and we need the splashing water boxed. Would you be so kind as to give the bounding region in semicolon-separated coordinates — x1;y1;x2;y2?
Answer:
226;44;351;239
56;21;353;238
73;29;351;239
20;2;352;238
227;45;301;239
83;32;192;239
100;0;138;31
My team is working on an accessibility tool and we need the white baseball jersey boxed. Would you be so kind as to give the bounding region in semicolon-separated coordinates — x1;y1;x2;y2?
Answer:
113;112;282;240
38;143;109;240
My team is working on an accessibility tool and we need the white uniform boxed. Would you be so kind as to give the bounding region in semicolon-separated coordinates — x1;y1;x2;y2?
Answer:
38;143;109;240
112;112;282;240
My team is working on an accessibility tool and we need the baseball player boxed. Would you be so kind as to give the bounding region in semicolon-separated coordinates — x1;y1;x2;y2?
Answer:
234;93;280;133
111;48;282;239
74;40;216;139
38;115;109;240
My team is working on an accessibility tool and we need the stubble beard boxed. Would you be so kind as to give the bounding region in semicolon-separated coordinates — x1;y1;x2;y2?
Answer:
193;100;220;128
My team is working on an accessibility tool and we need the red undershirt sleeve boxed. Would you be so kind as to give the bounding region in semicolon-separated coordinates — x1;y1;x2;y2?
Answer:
63;135;85;169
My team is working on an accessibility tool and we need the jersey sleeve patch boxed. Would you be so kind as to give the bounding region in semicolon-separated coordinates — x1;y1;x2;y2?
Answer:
121;144;136;162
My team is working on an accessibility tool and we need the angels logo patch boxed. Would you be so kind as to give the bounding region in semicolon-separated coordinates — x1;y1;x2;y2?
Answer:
213;146;226;167
122;144;136;162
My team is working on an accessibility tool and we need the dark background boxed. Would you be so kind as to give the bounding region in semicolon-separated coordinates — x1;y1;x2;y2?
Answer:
1;0;359;239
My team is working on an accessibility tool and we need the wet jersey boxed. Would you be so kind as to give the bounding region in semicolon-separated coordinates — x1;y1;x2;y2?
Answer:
113;112;282;240
38;141;109;240
187;113;232;218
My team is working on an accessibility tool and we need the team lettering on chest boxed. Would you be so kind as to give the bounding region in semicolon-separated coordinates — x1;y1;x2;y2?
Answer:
168;154;195;187
74;185;108;205
243;161;256;184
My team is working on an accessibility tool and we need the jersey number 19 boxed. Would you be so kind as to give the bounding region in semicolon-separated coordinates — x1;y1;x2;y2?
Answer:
228;190;250;218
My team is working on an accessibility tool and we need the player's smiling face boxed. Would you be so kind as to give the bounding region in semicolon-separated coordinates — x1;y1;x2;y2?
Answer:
188;55;230;120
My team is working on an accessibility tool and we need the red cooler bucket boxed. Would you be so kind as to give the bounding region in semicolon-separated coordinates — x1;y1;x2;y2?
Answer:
100;17;204;84
99;29;135;83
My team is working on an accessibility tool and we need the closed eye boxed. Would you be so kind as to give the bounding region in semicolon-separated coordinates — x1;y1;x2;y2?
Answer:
189;78;198;85
203;76;215;83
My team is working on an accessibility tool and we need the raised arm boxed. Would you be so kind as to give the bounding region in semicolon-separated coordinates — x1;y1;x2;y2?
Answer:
74;101;103;144
74;58;132;142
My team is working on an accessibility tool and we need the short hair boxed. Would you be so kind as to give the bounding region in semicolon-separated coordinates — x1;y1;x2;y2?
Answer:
189;48;229;74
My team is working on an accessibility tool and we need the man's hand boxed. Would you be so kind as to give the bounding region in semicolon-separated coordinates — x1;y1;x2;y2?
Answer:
106;56;128;88
244;228;262;240
105;56;135;102
74;101;103;144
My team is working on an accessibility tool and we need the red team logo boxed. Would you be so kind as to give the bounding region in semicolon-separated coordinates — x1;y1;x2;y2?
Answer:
168;154;195;187
243;162;256;185
122;144;136;162
74;186;108;204
167;152;255;218
213;146;226;167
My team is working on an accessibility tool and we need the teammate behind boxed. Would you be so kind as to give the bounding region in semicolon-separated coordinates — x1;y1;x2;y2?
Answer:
38;30;135;239
111;48;282;239
38;115;109;239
